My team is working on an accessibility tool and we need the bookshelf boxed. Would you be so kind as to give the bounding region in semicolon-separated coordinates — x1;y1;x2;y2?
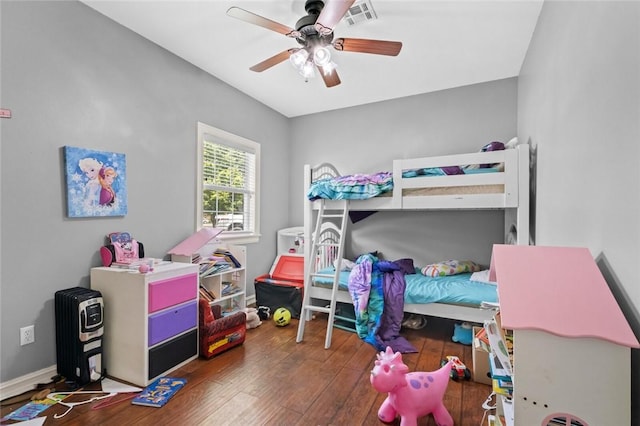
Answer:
196;246;246;316
488;244;639;426
169;229;246;316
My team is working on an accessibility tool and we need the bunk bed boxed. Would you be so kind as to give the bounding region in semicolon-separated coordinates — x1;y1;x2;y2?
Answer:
299;143;530;334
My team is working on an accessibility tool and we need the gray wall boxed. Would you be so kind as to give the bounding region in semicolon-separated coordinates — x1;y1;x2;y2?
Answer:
0;1;290;382
518;1;640;422
290;78;518;266
4;3;639;419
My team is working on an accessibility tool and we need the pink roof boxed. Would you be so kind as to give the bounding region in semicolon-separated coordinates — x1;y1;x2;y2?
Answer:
167;228;224;256
490;244;639;348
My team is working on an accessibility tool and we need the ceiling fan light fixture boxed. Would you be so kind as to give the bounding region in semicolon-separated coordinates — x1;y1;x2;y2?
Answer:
299;60;316;79
228;0;401;88
313;46;331;66
289;48;309;68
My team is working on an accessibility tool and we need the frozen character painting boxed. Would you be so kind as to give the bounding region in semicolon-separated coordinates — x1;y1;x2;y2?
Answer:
99;167;117;206
78;157;102;207
64;146;127;217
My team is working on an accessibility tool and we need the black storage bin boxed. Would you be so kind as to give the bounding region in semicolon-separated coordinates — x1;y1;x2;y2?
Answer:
254;254;304;319
254;278;303;319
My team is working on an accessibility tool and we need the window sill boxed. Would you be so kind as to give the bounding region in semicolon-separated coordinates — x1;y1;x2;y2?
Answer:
213;233;260;245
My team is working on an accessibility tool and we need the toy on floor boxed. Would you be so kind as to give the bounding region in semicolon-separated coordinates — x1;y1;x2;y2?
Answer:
257;306;271;320
244;307;262;329
370;346;454;426
441;355;471;381
273;307;291;326
452;322;473;345
198;298;246;359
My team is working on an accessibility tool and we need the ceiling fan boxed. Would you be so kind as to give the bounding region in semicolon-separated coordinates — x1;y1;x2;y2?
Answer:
227;0;402;88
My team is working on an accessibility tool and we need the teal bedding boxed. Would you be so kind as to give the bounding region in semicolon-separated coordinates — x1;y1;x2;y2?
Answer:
314;268;497;306
307;167;500;201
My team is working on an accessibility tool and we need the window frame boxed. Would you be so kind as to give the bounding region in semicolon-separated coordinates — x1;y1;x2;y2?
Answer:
196;121;260;244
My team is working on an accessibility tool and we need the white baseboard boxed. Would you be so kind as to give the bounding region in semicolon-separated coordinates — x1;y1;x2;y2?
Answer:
246;294;256;306
0;365;57;400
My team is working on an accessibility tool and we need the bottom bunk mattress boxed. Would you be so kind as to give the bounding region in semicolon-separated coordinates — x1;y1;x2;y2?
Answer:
313;267;497;307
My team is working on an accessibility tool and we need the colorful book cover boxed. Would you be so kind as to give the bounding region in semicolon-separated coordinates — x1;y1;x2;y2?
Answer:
488;352;511;381
131;377;187;408
484;316;513;376
492;378;513;397
1;393;67;421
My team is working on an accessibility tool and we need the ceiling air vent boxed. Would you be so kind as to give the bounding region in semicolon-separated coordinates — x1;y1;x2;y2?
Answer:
344;0;377;26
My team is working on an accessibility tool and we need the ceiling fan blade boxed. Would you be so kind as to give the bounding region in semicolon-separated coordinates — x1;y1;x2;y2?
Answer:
314;0;356;35
250;49;297;72
333;38;402;56
227;7;301;38
318;65;341;88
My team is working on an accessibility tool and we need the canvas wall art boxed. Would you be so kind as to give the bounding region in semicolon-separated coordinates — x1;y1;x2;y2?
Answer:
64;146;128;217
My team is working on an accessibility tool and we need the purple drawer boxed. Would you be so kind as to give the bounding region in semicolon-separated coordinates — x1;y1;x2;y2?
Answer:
148;273;197;313
148;301;197;346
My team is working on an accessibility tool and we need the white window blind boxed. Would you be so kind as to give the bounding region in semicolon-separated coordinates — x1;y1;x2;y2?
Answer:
197;122;260;241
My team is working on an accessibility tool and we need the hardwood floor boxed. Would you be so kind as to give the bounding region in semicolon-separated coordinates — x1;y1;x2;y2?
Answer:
1;315;493;425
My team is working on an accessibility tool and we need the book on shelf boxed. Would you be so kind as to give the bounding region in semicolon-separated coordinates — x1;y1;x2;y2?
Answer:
201;285;217;300
198;288;209;301
484;313;513;377
473;328;491;353
212;248;242;268
492;378;513;397
497;377;513;389
199;260;232;278
221;282;240;296
199;287;216;302
488;352;512;381
474;326;490;346
131;377;187;408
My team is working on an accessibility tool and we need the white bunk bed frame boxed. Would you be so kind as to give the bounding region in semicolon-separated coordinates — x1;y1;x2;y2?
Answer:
300;145;530;328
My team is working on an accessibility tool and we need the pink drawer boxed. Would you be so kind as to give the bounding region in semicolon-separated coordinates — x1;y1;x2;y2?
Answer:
148;273;197;313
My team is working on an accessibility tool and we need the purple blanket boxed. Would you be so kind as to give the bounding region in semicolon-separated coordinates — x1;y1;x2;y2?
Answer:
348;256;417;353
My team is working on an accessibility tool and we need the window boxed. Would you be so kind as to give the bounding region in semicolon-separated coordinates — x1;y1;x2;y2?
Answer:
197;122;260;243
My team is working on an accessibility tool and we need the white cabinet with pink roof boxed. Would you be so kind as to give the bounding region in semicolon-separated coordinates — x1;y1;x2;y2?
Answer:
489;244;639;426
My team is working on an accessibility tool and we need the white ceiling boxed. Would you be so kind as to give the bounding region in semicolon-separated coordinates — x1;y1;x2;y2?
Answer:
81;0;543;118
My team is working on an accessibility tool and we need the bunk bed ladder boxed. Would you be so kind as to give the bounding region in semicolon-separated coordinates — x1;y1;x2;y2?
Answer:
296;199;349;349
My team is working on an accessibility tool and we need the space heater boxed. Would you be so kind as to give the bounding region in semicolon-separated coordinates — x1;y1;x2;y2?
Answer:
54;287;104;385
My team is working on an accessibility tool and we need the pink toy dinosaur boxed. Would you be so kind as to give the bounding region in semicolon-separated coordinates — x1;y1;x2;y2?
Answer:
370;346;453;426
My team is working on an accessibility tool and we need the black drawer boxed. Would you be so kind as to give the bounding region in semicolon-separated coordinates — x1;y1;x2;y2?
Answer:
148;329;197;380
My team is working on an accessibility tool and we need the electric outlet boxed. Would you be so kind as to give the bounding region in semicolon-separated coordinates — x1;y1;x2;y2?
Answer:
20;325;35;346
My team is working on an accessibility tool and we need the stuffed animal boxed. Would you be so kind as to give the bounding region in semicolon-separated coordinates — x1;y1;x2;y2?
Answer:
370;346;453;426
244;307;262;329
257;306;271;320
452;322;473;345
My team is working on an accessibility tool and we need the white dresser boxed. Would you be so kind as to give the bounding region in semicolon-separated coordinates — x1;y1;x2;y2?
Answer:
91;262;199;386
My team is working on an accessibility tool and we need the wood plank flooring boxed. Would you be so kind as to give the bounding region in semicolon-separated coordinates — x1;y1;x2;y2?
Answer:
1;315;494;425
